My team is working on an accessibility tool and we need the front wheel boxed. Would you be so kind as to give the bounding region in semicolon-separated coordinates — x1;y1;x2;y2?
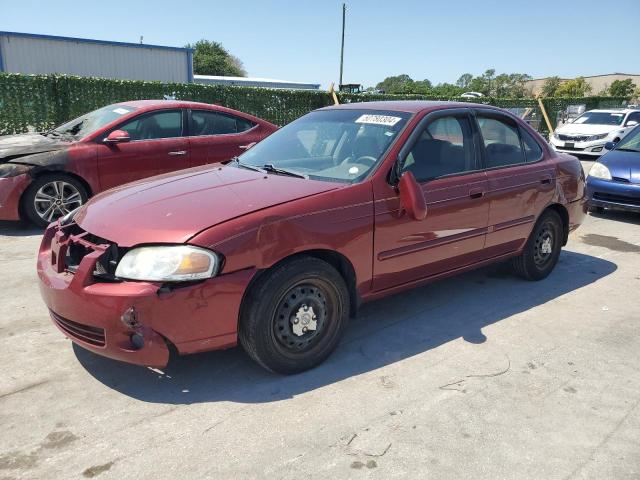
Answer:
239;257;350;374
511;210;563;281
23;174;88;227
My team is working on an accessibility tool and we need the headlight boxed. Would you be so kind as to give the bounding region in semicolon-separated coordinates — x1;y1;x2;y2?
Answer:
0;163;32;178
552;131;561;140
115;245;220;281
586;133;608;142
588;163;612;180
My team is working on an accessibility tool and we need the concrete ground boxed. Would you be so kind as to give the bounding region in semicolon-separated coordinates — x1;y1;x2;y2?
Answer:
1;162;639;479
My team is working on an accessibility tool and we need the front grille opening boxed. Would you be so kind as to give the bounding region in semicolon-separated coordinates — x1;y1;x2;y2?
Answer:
594;192;640;207
61;225;122;281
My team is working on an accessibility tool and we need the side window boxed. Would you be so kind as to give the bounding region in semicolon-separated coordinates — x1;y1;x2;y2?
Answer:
190;110;256;136
626;112;640;126
237;117;256;132
477;115;525;168
119;110;183;141
402;115;475;181
521;128;543;162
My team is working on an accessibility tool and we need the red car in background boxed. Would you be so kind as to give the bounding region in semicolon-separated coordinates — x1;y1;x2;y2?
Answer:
0;100;277;226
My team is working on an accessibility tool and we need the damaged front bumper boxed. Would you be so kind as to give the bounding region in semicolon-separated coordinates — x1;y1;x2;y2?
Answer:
37;221;255;368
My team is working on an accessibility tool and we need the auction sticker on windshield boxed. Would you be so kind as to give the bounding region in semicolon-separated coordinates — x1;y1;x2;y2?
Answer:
113;108;131;115
355;114;402;126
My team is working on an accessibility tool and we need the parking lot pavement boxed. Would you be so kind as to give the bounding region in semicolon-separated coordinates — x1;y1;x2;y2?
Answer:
1;207;639;479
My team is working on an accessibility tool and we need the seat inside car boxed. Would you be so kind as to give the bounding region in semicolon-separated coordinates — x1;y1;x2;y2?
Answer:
351;135;381;160
405;138;467;180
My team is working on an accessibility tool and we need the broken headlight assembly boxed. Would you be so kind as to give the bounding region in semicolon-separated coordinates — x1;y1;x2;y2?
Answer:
0;163;32;178
115;245;221;282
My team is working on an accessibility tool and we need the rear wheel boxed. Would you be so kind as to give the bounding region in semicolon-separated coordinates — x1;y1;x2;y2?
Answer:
23;174;88;227
239;257;349;374
512;210;563;281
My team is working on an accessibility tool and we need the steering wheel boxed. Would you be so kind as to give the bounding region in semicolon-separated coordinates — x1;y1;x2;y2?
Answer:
342;155;377;167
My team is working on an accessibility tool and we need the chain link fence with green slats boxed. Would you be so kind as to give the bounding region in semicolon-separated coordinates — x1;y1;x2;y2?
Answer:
0;73;632;137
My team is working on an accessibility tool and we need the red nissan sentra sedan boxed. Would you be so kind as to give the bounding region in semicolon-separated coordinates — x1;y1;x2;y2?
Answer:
37;101;587;374
0;100;277;226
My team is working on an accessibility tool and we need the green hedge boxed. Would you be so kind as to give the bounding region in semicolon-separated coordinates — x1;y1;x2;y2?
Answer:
0;73;631;136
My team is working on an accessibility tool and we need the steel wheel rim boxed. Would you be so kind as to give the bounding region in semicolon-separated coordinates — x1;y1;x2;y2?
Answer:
34;181;82;222
272;281;332;354
533;221;554;266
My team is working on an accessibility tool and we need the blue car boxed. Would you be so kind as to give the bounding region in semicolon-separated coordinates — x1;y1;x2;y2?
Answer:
586;125;640;214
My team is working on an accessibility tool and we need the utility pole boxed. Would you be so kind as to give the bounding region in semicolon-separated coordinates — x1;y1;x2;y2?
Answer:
339;3;346;89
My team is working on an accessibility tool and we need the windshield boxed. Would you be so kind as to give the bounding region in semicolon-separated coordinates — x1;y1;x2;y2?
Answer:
237;109;411;182
614;125;640;152
573;111;625;126
51;104;138;139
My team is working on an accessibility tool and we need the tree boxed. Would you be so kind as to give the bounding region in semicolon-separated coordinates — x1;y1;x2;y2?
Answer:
456;73;473;89
483;69;496;96
555;77;592;97
186;39;246;77
541;76;562;97
375;74;415;94
607;79;636;97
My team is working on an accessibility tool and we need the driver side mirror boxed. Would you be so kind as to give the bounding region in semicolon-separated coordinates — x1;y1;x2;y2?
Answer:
398;171;427;220
604;141;616;151
103;130;131;144
626;120;639;128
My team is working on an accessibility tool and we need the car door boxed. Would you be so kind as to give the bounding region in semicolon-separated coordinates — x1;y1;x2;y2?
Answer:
96;109;189;191
188;109;263;166
474;109;556;255
372;109;490;291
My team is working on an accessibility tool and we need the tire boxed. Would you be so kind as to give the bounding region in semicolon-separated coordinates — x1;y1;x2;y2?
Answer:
511;209;563;281
239;257;350;374
588;205;604;214
22;174;88;227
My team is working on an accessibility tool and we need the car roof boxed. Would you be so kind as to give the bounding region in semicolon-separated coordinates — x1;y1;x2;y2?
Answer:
115;99;217;109
110;99;270;124
318;100;492;114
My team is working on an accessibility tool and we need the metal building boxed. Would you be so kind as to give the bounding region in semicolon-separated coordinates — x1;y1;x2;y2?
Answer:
0;31;193;83
194;75;320;90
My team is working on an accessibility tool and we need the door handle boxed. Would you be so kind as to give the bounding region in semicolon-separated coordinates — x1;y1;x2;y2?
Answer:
168;150;187;156
469;188;485;199
540;175;552;184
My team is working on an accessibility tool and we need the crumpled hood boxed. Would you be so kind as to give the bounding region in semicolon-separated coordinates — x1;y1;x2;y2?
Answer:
599;150;640;183
556;123;621;135
0;133;70;162
76;165;341;246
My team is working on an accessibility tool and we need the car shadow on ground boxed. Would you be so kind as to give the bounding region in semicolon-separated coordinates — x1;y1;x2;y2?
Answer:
587;210;640;226
75;250;616;405
0;220;43;237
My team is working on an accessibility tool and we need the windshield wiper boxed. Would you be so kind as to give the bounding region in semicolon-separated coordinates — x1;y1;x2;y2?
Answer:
262;164;308;179
231;157;266;173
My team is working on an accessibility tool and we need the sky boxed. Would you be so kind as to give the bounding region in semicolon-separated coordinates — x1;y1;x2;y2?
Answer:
2;0;639;89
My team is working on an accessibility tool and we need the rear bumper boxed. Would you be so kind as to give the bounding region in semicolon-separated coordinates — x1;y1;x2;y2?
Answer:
567;195;588;235
37;223;255;368
0;174;31;221
586;177;640;213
